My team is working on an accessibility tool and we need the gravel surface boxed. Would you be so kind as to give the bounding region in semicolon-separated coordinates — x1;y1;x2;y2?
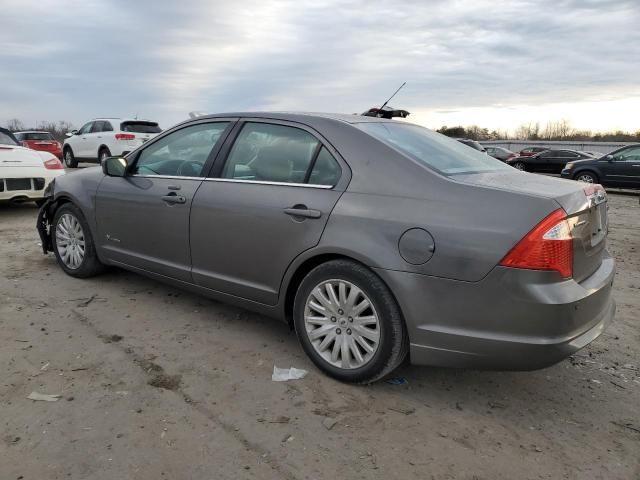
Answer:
1;193;638;480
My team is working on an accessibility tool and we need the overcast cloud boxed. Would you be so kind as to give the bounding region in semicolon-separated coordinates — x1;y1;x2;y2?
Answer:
1;0;639;131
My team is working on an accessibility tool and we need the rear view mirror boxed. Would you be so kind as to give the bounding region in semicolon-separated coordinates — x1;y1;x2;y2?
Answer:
102;156;128;177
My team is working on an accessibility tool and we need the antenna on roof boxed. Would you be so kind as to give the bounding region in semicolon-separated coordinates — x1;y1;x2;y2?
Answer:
378;82;406;113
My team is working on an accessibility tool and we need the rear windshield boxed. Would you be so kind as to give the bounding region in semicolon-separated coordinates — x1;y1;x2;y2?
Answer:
22;132;55;141
356;122;511;175
120;121;162;134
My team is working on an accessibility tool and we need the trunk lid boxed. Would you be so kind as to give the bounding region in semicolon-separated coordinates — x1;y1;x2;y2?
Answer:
455;170;608;282
0;146;46;167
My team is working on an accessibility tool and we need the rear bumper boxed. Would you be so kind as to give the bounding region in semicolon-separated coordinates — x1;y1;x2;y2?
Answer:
374;253;616;370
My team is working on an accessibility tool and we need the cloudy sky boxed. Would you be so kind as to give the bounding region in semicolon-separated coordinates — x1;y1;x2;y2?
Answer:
1;0;639;133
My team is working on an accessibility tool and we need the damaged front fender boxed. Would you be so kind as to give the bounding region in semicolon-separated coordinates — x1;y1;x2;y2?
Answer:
37;198;57;254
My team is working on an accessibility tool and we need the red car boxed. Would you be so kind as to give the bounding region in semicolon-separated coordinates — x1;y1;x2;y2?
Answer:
519;146;548;157
14;131;63;159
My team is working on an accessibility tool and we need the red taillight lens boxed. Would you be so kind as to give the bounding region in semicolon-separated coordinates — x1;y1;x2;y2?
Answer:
115;133;135;140
43;158;64;170
499;209;573;278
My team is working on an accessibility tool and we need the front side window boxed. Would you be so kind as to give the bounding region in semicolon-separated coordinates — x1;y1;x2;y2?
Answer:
222;123;320;183
132;122;229;177
357;122;510;175
78;122;93;135
614;147;640;162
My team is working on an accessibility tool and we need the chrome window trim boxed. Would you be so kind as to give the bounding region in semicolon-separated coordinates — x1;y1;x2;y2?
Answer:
129;174;334;189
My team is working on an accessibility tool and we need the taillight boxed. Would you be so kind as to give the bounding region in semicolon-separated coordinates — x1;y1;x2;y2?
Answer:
115;133;135;141
499;209;573;278
43;158;64;170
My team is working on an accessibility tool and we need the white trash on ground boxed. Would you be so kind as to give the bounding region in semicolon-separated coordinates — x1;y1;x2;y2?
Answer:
272;366;308;382
27;391;61;402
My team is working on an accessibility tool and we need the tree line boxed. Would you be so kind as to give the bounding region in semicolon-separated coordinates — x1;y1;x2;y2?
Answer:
438;120;640;142
4;118;75;142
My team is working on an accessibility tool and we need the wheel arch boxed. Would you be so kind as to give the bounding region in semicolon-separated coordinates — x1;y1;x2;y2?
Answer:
573;168;599;182
281;251;406;330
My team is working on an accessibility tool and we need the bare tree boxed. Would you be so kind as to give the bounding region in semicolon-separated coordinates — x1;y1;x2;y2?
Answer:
6;118;25;132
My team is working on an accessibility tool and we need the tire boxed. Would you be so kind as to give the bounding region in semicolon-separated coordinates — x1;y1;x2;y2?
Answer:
98;147;111;163
63;147;78;168
574;170;598;183
293;259;409;384
52;203;104;278
512;161;526;171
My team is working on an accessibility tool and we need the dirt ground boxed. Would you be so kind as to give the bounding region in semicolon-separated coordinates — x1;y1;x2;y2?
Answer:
1;192;639;480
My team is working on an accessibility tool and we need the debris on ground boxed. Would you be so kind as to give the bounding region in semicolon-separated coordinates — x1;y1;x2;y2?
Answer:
77;294;97;307
271;366;307;382
281;434;295;443
322;417;338;430
27;392;61;402
257;415;290;424
148;373;182;391
384;377;408;385
388;405;416;415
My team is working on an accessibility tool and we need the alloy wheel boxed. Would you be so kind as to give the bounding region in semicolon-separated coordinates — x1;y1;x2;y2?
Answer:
55;213;86;269
577;174;595;183
513;162;525;170
304;279;380;370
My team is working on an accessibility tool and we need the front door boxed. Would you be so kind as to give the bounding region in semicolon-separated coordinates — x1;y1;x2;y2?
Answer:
190;121;346;305
75;121;94;158
95;121;232;281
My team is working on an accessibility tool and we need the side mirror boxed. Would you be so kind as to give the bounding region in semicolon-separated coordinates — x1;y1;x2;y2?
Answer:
65;130;78;138
102;156;128;177
605;154;614;162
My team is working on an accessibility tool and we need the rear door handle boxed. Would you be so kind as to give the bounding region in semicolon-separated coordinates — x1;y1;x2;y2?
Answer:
284;206;322;219
161;193;186;204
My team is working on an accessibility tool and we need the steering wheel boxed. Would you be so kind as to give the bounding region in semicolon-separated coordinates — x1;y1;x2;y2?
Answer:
177;160;204;177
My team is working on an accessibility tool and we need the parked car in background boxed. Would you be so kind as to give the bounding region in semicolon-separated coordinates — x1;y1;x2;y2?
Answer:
38;113;615;383
456;138;486;152
484;146;517;162
63;118;161;168
519;146;548;157
561;144;640;188
1;127;65;206
508;149;593;174
14;131;63;159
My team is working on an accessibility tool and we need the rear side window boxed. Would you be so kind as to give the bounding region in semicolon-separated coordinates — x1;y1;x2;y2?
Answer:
357;122;510;175
222;123;320;184
308;147;340;186
102;121;114;132
0;131;19;145
121;121;161;133
91;121;105;133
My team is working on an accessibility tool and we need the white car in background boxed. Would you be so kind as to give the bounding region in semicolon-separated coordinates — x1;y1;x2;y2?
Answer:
62;118;162;168
0;127;65;206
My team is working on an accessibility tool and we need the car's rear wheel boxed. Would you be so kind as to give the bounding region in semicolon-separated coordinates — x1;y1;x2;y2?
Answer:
293;260;408;384
52;203;104;278
98;147;111;163
575;171;598;183
512;161;526;171
63;147;78;168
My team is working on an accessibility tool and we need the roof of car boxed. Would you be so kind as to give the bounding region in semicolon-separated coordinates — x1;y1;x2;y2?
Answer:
190;112;402;125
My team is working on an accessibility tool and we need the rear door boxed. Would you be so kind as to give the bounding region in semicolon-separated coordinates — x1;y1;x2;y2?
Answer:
190;120;347;305
95;121;232;281
551;150;579;173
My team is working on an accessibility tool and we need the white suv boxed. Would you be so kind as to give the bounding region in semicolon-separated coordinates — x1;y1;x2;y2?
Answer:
62;118;162;168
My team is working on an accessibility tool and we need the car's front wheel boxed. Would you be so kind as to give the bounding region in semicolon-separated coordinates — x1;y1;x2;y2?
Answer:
52;203;104;278
98;147;111;163
293;259;408;384
63;147;78;168
512;161;526;171
575;171;598;183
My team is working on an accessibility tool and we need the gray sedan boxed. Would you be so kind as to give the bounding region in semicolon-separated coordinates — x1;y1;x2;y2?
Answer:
37;113;615;383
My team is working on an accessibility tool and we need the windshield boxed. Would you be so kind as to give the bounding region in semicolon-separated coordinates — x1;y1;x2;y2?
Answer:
120;121;162;133
356;122;511;175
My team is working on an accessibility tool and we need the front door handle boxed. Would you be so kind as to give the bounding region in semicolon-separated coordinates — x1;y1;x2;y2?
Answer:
161;193;187;204
284;206;322;219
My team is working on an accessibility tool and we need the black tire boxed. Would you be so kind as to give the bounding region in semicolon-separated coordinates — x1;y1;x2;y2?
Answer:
52;203;104;278
512;161;526;171
63;147;78;168
98;147;111;163
574;170;598;184
293;259;409;384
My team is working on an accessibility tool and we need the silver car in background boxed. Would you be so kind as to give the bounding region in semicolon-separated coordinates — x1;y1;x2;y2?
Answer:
37;113;615;383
